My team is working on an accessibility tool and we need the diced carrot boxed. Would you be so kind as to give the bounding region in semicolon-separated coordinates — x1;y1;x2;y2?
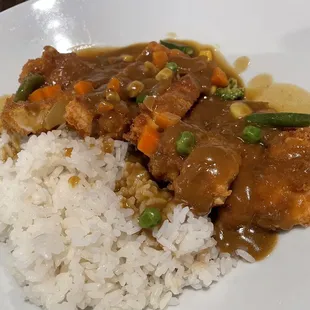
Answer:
29;84;62;103
211;67;229;87
28;88;45;103
97;102;114;113
42;84;61;98
137;124;160;157
74;81;94;95
154;112;181;129
107;77;120;93
152;51;168;69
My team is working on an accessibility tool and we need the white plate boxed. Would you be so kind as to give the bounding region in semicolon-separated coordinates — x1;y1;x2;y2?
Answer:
1;0;310;309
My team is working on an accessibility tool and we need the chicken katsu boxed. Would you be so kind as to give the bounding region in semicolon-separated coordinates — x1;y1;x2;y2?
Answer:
1;40;310;261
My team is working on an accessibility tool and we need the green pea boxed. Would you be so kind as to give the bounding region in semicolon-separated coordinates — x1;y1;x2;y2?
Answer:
166;62;178;72
139;207;162;229
136;94;147;104
242;125;262;144
176;131;196;156
14;73;45;102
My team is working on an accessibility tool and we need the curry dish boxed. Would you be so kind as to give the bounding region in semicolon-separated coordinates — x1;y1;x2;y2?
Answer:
2;40;310;261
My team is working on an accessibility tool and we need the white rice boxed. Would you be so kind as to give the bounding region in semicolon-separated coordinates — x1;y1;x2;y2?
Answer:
0;129;237;310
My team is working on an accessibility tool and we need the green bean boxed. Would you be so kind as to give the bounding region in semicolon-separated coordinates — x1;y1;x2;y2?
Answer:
160;40;195;56
14;73;45;102
242;126;262;144
139;207;162;228
245;113;310;127
176;131;196;156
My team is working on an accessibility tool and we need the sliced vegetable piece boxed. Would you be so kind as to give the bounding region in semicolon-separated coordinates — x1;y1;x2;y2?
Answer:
136;94;147;104
74;81;94;95
152;51;169;69
160;40;195;56
230;102;253;119
166;62;178;72
107;77;121;93
215;77;245;100
245;113;310;127
154;112;181;129
242;125;262;143
176;131;196;156
211;67;229;87
137;124;160;157
14;73;45;102
139;207;162;228
29;84;62;103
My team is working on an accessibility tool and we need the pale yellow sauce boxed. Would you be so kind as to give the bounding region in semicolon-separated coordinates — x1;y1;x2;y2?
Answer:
233;56;250;74
246;73;310;113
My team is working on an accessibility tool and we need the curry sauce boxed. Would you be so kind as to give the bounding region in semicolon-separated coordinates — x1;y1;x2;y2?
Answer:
58;43;310;260
3;40;310;263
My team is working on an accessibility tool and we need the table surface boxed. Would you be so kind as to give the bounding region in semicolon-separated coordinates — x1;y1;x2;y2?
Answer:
0;0;27;11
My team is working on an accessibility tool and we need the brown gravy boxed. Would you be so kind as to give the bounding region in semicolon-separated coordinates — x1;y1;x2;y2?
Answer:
233;56;250;74
77;40;243;87
11;41;308;262
215;222;278;261
74;42;281;261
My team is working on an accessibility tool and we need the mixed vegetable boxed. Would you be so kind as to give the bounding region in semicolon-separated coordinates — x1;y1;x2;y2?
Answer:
14;73;45;102
246;112;310;127
160;40;195;56
215;78;245;100
139;207;162;228
242;125;262;144
176;131;196;156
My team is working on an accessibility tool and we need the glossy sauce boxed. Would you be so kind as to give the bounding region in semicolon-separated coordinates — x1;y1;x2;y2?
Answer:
215;222;278;260
80;42;284;261
233;56;250;74
7;41;309;262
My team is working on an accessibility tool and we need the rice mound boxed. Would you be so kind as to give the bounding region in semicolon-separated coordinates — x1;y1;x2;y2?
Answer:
0;129;236;310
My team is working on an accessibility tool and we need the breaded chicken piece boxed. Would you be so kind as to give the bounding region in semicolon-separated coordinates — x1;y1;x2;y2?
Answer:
125;74;200;144
65;98;95;137
1;94;69;135
65;95;134;139
219;128;310;230
145;74;201;115
172;137;241;215
20;46;95;89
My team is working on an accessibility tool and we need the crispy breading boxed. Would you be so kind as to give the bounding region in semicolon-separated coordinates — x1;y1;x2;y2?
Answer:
220;128;310;230
1;95;69;135
20;46;95;89
65;98;95;137
125;74;200;144
148;74;201;115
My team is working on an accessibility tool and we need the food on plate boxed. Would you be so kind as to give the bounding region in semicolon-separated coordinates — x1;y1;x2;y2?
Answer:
0;40;309;310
